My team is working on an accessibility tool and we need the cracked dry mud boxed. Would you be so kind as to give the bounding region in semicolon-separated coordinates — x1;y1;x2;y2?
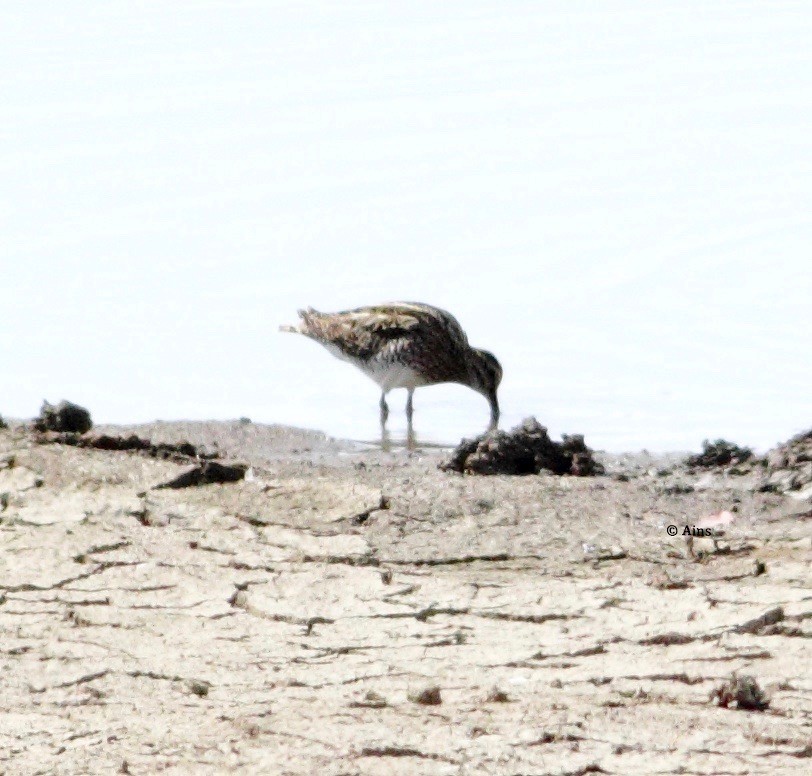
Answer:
1;421;810;775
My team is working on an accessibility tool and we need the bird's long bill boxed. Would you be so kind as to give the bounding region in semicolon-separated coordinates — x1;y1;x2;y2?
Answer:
488;391;500;431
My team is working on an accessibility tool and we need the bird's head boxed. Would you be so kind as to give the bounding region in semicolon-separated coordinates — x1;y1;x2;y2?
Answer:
467;348;502;430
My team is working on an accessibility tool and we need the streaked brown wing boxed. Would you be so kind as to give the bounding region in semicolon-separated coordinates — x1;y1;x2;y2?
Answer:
298;302;470;369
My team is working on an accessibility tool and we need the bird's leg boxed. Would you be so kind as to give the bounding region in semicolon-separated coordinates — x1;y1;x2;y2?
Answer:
405;389;416;451
381;427;392;453
380;392;391;451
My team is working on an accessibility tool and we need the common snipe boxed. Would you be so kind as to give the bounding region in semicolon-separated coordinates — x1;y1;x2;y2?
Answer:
281;302;502;444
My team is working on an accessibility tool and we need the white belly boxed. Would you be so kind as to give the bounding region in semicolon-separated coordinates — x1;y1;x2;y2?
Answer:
366;360;428;391
321;343;428;391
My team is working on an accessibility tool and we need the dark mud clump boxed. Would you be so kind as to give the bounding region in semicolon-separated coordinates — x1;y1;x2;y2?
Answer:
682;430;812;495
440;417;605;476
760;428;812;494
34;400;93;434
154;461;248;489
685;439;753;470
35;432;218;464
710;674;769;711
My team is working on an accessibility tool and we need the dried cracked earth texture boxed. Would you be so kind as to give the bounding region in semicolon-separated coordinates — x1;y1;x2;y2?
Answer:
1;420;810;775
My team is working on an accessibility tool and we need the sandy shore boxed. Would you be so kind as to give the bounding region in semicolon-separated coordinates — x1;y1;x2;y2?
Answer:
1;421;810;775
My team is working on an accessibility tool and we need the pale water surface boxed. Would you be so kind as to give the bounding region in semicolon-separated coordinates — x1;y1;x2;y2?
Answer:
3;1;811;451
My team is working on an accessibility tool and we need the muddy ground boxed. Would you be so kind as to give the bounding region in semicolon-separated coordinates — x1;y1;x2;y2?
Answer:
1;421;810;775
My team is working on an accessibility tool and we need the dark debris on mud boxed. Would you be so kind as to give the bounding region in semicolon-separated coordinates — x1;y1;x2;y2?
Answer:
35;431;219;464
34;400;93;434
154;461;248;489
680;429;812;496
761;428;812;494
685;439;754;470
710;674;770;712
440;417;605;476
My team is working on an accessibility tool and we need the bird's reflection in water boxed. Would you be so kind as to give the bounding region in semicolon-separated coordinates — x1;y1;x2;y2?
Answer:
375;427;414;452
354;429;454;453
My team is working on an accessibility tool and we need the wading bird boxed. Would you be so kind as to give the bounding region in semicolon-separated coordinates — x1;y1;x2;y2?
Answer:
281;302;502;447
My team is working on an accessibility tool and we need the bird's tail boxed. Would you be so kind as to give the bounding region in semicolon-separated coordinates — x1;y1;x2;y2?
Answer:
279;307;319;335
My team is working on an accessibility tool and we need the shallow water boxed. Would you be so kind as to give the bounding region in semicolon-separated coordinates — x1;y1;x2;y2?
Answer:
3;2;811;452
